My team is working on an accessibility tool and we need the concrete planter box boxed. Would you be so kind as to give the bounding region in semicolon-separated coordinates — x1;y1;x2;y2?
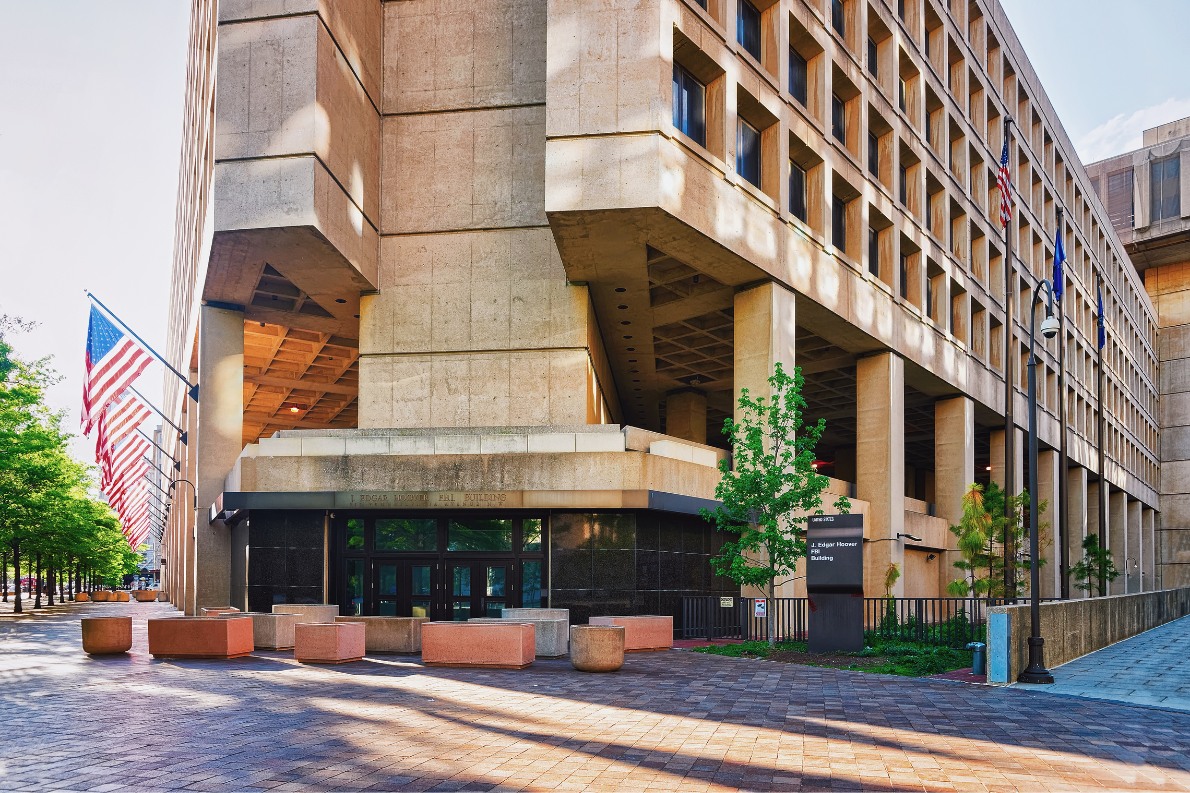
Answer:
74;593;90;602
91;591;113;602
157;591;169;602
147;617;254;659
200;607;240;616
570;625;625;672
334;616;427;653
294;621;365;664
221;612;301;650
272;604;340;623
113;591;130;602
471;616;568;657
588;616;673;651
422;622;535;669
132;590;160;603
81;616;133;655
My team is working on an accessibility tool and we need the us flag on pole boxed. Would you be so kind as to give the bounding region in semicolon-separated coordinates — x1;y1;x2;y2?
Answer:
82;306;152;435
997;135;1014;228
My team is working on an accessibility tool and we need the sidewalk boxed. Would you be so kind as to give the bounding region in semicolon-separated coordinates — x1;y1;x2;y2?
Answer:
1013;614;1190;711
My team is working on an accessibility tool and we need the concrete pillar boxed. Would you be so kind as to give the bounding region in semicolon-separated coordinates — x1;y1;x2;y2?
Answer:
184;390;198;615
1108;489;1127;595
194;305;244;613
989;427;1024;495
1034;449;1061;598
1142;507;1156;592
665;389;708;444
1066;467;1089;598
733;282;797;411
1126;499;1142;593
934;396;974;596
857;352;905;597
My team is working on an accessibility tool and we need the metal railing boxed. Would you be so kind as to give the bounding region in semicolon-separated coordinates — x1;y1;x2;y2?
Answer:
680;595;1063;646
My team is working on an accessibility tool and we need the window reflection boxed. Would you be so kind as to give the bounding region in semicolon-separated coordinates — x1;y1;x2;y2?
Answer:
448;518;513;551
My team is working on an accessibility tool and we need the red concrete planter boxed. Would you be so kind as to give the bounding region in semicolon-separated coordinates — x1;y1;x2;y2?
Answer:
421;622;535;669
588;616;673;652
132;590;159;603
200;606;241;616
147;617;254;659
294;621;365;664
113;591;130;602
81;617;133;655
91;591;113;602
74;593;91;603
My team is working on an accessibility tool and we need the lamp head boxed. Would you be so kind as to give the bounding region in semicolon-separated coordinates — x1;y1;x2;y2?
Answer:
1040;314;1059;339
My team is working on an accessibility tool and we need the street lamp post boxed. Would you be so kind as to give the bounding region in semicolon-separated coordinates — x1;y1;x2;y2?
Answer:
1018;277;1059;685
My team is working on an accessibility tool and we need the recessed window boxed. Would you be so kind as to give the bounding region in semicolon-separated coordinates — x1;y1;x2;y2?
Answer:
1151;155;1180;222
737;119;762;187
867;37;878;78
868;227;880;277
898;0;906;21
737;0;761;61
831;0;845;38
898;78;907;112
868;132;879;178
899;163;908;205
672;63;706;146
833;195;848;252
789;48;808;106
790;161;807;222
831;94;845;142
899;251;909;298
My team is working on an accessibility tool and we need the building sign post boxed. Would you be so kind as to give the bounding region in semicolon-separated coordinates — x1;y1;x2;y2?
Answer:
807;514;865;652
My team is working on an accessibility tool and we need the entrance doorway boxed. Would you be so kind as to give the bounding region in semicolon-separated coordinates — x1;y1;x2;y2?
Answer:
335;515;545;619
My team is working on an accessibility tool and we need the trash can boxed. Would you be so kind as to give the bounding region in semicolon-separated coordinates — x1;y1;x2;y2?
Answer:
966;641;987;676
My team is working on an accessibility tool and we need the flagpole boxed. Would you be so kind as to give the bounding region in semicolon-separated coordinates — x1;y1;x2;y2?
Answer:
136;427;182;471
129;386;188;445
85;291;199;403
1002;116;1017;599
1096;278;1108;596
1056;206;1070;600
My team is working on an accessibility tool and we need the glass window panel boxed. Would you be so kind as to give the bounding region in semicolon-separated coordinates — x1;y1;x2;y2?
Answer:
831;0;845;37
452;567;471;596
789;48;807;106
1151;156;1181;221
346;560;364;616
485;601;505;617
737;0;761;61
448;518;513;551
736;119;761;188
346;518;364;550
867;37;877;78
522;561;543;608
832;94;845;142
411;565;431;597
868;132;879;177
375;518;438;552
522;518;542;552
379;601;397;616
869;228;880;277
789;162;807;222
833;196;847;252
452;603;471;621
486;566;506;597
378;564;397;597
672;64;706;146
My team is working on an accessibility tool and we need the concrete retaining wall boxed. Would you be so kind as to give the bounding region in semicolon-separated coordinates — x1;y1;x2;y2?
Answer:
988;587;1190;683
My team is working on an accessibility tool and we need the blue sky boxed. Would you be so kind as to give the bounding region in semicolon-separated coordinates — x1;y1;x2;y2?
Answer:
0;1;1186;464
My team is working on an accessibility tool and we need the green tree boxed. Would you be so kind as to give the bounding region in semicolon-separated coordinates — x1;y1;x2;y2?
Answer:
946;481;1048;599
1069;534;1119;596
703;363;849;645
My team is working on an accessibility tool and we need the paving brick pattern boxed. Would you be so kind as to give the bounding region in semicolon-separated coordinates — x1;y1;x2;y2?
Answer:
2;601;1188;792
1015;615;1190;712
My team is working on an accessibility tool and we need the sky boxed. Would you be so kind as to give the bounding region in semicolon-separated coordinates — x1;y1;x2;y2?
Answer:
0;0;1187;466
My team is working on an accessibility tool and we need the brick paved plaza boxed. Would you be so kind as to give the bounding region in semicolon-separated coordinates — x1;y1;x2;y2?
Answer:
2;602;1188;792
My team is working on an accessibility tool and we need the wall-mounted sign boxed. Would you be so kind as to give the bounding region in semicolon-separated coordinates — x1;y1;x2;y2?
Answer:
335;491;522;509
719;596;734;608
753;599;767;618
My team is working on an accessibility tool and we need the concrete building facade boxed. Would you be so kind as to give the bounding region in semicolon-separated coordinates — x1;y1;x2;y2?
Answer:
160;0;1161;620
1088;117;1190;590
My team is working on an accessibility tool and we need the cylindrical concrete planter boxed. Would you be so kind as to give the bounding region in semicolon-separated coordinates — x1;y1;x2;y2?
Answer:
132;590;159;603
570;625;625;672
91;591;113;602
74;593;91;602
81;616;133;655
114;591;130;602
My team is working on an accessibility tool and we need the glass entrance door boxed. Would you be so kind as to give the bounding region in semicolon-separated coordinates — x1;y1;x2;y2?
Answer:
371;559;439;618
446;561;515;620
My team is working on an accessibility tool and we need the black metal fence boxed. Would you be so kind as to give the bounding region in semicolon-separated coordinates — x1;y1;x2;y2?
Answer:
680;595;1060;647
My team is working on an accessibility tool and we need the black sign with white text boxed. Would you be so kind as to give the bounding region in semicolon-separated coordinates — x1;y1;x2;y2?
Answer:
806;514;864;593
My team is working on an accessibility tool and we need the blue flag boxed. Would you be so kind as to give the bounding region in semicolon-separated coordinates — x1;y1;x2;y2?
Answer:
1097;286;1106;350
1053;223;1065;302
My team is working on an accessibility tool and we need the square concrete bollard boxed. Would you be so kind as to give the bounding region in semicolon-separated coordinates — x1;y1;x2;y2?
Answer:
588;616;673;651
422;622;535;669
471;616;569;657
570;625;625;672
201;606;240;617
147;617;254;659
272;604;340;623
334;616;427;653
81;616;133;655
294;621;365;664
221;612;300;650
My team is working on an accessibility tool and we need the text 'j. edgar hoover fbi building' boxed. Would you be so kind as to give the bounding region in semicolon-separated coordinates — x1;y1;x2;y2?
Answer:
158;0;1186;622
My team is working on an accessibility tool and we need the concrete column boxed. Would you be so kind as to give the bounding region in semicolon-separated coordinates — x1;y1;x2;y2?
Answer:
184;390;198;615
1126;499;1142;593
733;282;797;411
934;396;974;596
665;389;708;444
1066;466;1089;598
989;427;1024;495
857;352;905;597
194;305;244;612
1108;489;1127;595
1142;507;1156;592
1034;449;1061;598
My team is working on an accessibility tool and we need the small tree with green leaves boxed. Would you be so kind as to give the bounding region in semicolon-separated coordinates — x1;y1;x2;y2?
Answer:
947;481;1048;599
702;363;849;645
1069;534;1119;596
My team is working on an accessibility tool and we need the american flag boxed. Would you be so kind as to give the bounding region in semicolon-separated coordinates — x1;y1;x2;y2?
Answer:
997;135;1014;228
82;306;152;435
100;392;151;449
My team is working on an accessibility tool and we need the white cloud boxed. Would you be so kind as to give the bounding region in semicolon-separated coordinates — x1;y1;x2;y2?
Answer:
1076;97;1190;163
